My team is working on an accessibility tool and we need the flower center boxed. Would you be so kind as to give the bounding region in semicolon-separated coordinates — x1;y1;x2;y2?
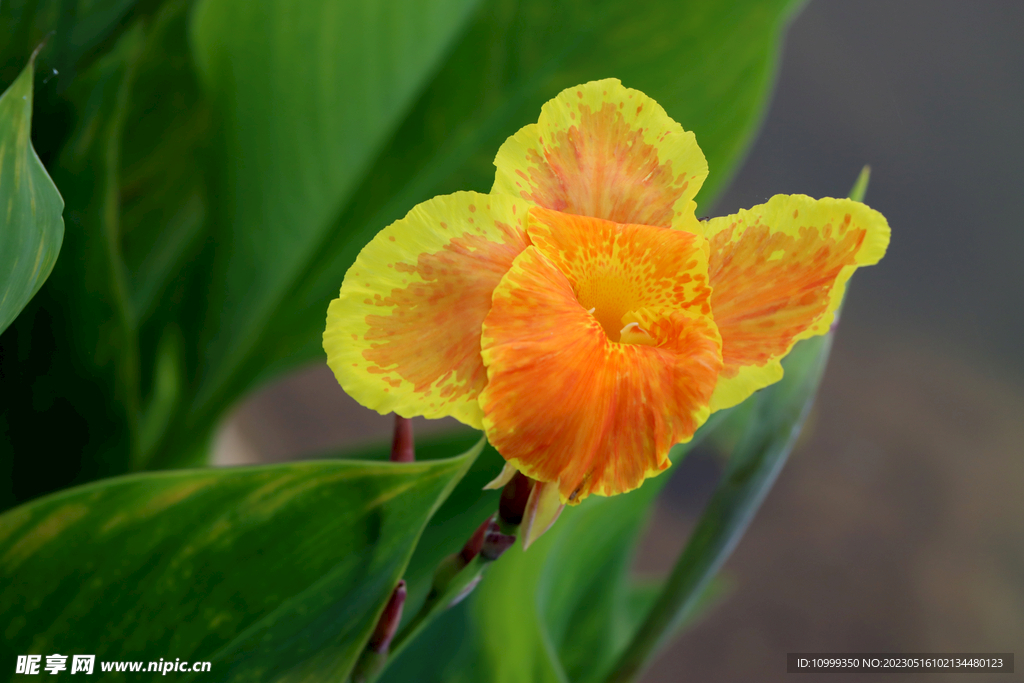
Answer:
576;270;654;345
576;270;634;342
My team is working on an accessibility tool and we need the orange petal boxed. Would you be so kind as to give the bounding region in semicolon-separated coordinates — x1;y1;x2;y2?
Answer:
492;79;706;233
324;192;529;428
526;207;713;340
706;194;891;411
479;245;722;503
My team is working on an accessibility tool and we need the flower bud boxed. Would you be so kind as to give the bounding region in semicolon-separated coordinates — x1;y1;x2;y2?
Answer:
493;468;564;549
498;471;532;526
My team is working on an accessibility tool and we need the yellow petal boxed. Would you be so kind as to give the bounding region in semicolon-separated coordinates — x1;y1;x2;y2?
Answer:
492;79;707;233
705;194;890;411
324;192;529;428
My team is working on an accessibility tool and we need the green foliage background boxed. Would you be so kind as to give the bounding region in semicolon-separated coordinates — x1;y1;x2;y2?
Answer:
0;0;828;681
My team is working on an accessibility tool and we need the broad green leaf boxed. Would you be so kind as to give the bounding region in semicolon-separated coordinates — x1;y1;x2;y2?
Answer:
440;441;724;683
0;439;483;683
161;0;803;470
312;427;505;627
0;56;64;336
118;0;213;466
605;333;835;682
306;427;511;634
185;0;483;430
467;524;572;683
624;574;731;641
119;0;212;324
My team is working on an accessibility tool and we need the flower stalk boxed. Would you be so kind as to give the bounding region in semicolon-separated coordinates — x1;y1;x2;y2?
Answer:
390;415;414;462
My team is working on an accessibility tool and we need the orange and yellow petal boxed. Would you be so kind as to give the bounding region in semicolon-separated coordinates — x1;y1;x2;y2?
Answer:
526;207;713;339
324;191;530;428
479;245;722;504
492;79;707;233
705;194;891;411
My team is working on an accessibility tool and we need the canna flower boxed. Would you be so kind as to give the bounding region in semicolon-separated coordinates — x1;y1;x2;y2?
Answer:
324;79;889;513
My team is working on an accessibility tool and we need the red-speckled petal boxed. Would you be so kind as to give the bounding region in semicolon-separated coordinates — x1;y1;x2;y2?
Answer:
706;194;890;411
493;79;706;233
324;192;530;428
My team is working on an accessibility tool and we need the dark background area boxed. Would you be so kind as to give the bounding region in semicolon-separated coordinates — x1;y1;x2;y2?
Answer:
214;1;1023;680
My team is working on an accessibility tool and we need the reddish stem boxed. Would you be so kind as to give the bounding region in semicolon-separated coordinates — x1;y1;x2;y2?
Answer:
391;416;414;462
460;515;492;564
368;580;407;653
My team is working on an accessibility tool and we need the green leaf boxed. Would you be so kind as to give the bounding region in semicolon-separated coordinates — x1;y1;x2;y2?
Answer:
311;428;511;639
11;5;207;484
184;0;484;430
118;0;213;467
849;164;871;203
119;0;212;325
0;55;64;336
312;427;506;630
161;0;803;469
537;482;669;683
604;333;835;682
0;439;483;682
623;574;731;643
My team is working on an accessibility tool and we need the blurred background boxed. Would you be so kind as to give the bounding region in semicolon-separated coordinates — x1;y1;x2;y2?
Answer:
214;1;1024;680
